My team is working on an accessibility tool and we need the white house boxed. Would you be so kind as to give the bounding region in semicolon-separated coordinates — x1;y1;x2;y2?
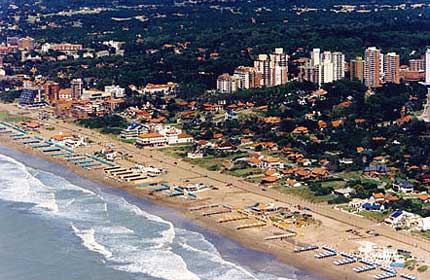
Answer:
136;132;167;147
357;241;404;267
120;123;148;140
385;210;423;230
142;82;178;95
417;217;430;231
260;156;284;169
105;85;126;98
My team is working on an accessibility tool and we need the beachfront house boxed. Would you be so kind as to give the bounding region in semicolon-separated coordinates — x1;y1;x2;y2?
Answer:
50;133;86;148
361;202;385;212
136;132;167;147
384;210;423;230
120;123;148;140
393;178;414;193
357;241;405;267
418;217;430;231
333;187;355;198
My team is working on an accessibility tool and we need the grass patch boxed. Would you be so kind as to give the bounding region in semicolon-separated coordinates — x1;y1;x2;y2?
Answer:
0;111;31;122
359;210;389;222
321;180;346;189
224;167;262;177
276;186;337;203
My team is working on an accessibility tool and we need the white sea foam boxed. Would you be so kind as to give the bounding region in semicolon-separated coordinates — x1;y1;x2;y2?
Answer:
0;153;298;280
115;197;176;248
176;228;260;280
71;223;113;259
0;154;59;212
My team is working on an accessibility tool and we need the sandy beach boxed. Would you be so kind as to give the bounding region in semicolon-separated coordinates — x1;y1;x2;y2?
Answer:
1;103;430;280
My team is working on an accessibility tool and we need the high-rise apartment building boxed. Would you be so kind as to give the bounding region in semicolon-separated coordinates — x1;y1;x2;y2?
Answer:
383;52;400;84
71;78;83;100
350;57;365;82
311;48;321;67
234;66;261;89
44;81;60;103
216;74;240;94
254;54;271;87
409;58;425;72
300;49;344;85
332;52;346;80
269;48;289;86
17;37;34;51
426;49;430;85
364;47;382;88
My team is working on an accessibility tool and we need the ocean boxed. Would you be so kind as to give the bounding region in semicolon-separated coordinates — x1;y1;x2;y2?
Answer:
0;145;322;280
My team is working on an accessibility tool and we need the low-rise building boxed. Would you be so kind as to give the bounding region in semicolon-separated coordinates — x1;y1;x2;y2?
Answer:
143;82;178;95
120;123;148;140
136;132;167;147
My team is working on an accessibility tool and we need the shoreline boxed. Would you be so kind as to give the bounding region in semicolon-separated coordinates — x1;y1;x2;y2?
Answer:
0;138;344;280
0;102;428;280
0;143;318;280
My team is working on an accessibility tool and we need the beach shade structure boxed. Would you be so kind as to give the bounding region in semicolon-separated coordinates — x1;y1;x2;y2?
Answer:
42;147;61;153
360;259;377;266
380;267;397;275
10;133;24;138
166;191;184;198
321;245;337;253
294;245;319;253
50;153;67;157
373;273;396;280
0;121;28;134
74;160;94;165
66;156;87;162
53;144;74;154
353;265;377;273
340;252;356;259
32;143;52;149
187;192;197;199
81;163;102;169
150;185;170;193
315;251;337;259
86;154;116;167
22;139;40;144
333;258;356;266
400;274;417;280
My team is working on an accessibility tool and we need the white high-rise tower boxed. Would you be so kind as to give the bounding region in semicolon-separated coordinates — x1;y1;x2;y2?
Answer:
425;48;430;85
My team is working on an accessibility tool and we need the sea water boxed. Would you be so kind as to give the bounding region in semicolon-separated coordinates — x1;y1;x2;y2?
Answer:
0;146;322;280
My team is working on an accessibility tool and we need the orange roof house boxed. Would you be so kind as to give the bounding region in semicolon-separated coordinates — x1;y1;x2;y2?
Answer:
138;132;164;139
264;117;281;124
262;176;279;184
292;126;309;135
318;120;327;129
213;133;223;139
331;120;343;128
51;133;73;141
417;194;429;202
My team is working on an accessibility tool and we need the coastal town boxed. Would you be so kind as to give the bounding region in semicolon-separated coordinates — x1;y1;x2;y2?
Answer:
1;0;430;279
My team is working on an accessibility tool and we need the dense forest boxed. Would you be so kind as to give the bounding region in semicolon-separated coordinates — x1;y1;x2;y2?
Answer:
1;0;430;92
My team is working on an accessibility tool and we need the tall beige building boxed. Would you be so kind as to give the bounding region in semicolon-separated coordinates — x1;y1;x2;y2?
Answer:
350;57;365;82
254;54;271;87
233;66;261;89
364;47;382;88
383;52;400;84
269;48;289;86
